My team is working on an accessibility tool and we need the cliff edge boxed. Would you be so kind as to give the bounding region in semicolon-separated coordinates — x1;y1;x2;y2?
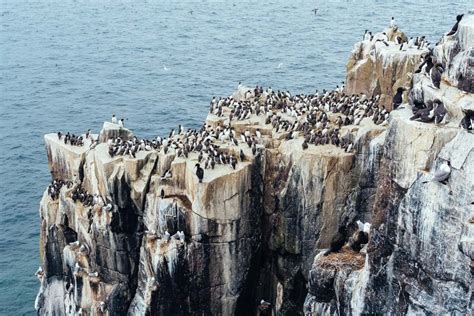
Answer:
36;13;473;316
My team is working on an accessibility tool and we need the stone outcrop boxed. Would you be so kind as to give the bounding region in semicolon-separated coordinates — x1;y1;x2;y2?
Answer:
345;28;424;110
36;13;473;316
304;13;473;316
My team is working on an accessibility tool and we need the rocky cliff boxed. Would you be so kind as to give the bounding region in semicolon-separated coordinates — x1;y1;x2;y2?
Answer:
36;14;473;316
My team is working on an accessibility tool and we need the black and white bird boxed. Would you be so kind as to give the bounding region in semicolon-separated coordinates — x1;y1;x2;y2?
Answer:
392;87;405;110
164;230;171;242
99;301;107;313
356;220;371;234
390;17;397;28
195;163;204;183
460;109;473;131
258;299;271;311
433;99;447;124
430;64;443;89
102;202;113;212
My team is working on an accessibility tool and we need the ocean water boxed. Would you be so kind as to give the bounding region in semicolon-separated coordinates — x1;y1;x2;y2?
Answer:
0;0;470;314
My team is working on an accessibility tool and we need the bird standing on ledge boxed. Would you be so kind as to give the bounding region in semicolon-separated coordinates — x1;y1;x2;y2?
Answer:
392;87;405;110
323;225;348;256
195;163;204;183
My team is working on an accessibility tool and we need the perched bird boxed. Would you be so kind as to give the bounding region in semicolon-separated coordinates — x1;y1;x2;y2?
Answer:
302;140;308;150
258;299;271;311
99;301;107;313
433;99;447;124
88;271;99;278
79;244;88;254
430;64;443;89
390;17;397;28
350;230;369;252
111;114;117;124
356;220;371;234
160;189;165;199
423;160;451;184
240;149;246;162
163;230;171;242
102;203;113;212
447;14;464;36
392;87;405;110
410;100;433;122
460;109;473;131
195;163;204;183
35;266;44;281
323;225;348;256
176;231;185;242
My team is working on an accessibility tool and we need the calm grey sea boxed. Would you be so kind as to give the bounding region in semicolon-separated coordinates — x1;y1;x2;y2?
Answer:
0;0;470;314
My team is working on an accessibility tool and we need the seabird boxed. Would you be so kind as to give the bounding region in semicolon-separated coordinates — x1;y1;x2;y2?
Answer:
35;266;44;281
433;99;447;124
102;203;113;212
79;244;88;254
447;14;464;36
392;87;405;110
160;189;165;199
302;140;308;150
164;230;171;242
323;225;348;256
460;109;473;131
423;160;451;184
430;64;443;89
176;231;185;242
390;17;397;28
410;100;433;122
195;163;204;183
356;220;371;234
111;114;117;124
99;301;107;313
88;271;99;278
258;299;271;311
240;149;245;162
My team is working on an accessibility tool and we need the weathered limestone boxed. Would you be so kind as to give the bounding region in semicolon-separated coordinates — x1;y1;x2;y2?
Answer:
99;122;134;143
345;28;424;110
304;14;473;316
37;14;473;316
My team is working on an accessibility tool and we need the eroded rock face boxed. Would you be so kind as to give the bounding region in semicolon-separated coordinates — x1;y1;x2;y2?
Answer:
37;14;473;316
304;13;473;316
345;28;424;110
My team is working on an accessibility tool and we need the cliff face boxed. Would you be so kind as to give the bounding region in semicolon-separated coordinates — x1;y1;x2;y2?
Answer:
305;14;473;316
37;14;473;316
345;28;422;110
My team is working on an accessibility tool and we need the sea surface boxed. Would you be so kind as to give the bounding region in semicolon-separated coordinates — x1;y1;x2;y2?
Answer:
0;0;470;314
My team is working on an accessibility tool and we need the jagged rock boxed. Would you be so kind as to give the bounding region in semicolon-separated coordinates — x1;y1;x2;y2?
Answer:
37;14;473;316
345;28;424;110
98;121;134;143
